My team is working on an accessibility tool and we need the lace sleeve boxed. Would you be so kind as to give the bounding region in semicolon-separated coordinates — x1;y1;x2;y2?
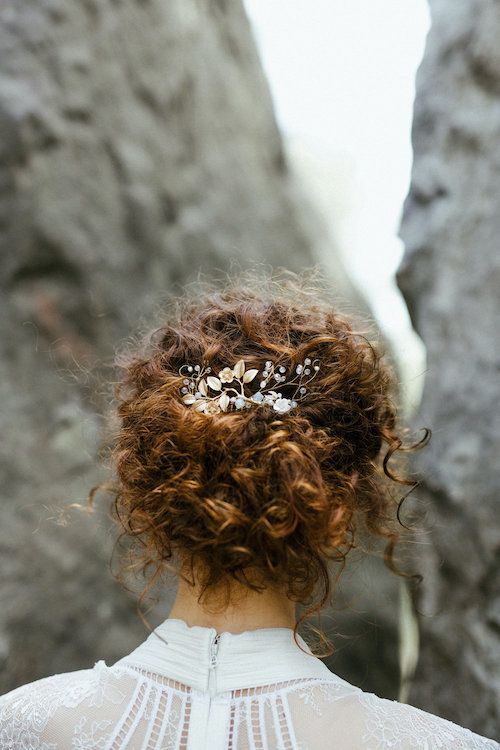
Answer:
0;661;134;750
357;692;499;749
288;681;500;749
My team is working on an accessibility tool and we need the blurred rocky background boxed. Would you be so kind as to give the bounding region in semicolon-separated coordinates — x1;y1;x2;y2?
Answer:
397;0;500;738
0;0;371;695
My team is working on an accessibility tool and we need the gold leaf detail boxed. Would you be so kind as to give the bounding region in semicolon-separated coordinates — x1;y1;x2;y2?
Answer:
195;402;207;412
219;393;230;411
233;359;245;378
182;395;197;404
198;379;207;396
242;368;258;383
207;376;222;391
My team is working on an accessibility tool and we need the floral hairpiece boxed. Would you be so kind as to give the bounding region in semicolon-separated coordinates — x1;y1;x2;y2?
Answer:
179;357;320;415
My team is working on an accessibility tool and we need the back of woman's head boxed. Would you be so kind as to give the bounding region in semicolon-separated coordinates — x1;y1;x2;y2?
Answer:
108;271;427;645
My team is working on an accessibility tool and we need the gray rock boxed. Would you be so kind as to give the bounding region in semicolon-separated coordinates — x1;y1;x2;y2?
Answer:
0;0;356;694
0;0;396;703
397;0;500;738
0;0;322;693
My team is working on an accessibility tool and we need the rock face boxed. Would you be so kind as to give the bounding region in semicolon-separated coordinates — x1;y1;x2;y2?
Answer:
0;0;394;701
0;0;324;693
397;0;500;738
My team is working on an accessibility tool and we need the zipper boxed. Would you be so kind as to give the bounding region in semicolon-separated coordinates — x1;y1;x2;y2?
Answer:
210;633;221;670
208;633;221;696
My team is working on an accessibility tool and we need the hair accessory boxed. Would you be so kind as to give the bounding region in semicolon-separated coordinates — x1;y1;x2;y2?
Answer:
179;357;320;415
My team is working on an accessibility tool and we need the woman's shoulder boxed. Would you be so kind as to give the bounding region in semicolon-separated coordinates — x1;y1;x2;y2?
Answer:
0;660;137;749
0;660;129;707
289;675;499;749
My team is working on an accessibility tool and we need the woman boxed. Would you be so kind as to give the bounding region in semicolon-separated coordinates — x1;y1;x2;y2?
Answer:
0;274;498;749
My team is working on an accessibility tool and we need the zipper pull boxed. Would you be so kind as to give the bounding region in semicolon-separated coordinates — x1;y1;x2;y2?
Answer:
210;633;220;669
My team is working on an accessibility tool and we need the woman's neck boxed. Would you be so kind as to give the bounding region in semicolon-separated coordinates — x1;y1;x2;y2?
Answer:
167;572;296;634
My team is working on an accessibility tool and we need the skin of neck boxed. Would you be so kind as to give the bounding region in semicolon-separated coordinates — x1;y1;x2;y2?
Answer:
168;473;359;634
168;566;297;635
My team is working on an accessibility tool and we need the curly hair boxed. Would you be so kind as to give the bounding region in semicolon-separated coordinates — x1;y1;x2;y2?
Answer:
98;271;428;655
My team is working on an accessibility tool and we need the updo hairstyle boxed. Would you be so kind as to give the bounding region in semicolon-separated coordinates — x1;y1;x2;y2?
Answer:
105;273;428;652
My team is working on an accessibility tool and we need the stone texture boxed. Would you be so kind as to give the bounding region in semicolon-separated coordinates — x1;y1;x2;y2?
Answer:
397;0;500;738
0;0;393;701
0;0;325;693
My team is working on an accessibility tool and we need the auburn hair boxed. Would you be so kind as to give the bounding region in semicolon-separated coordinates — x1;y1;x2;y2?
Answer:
99;271;428;655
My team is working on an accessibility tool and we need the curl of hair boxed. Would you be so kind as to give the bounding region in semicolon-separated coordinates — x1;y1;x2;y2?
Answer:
99;271;429;656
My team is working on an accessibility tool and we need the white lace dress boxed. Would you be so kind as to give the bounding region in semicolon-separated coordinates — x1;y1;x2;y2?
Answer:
0;618;498;749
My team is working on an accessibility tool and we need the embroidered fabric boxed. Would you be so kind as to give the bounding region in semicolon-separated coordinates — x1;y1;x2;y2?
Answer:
0;619;498;750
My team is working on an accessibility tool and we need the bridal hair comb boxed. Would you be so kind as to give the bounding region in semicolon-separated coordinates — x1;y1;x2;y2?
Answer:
179;357;321;415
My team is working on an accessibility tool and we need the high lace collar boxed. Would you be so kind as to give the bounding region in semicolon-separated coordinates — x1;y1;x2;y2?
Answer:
115;618;334;694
